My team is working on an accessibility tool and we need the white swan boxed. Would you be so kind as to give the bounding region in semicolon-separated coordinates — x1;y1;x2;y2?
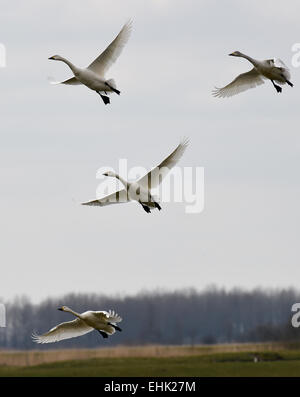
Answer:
32;306;122;343
213;51;293;98
48;21;132;105
82;138;189;213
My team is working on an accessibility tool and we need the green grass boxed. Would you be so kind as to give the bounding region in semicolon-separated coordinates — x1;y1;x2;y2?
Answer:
1;351;300;377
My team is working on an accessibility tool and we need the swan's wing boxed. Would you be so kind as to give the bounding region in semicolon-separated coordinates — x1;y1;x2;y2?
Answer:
93;311;110;321
49;77;82;85
87;21;132;77
81;189;129;207
32;319;93;344
60;77;82;85
137;138;189;190
94;310;122;323
212;68;265;98
107;310;122;323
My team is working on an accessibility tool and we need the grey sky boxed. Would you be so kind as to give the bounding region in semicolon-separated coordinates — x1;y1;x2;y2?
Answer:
1;0;300;303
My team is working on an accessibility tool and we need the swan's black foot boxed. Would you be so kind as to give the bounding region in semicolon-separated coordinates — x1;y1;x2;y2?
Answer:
286;80;293;87
275;85;282;93
105;82;121;95
109;323;122;332
141;204;151;213
97;92;110;105
271;81;282;93
101;94;110;105
111;87;121;95
98;330;108;339
154;202;162;211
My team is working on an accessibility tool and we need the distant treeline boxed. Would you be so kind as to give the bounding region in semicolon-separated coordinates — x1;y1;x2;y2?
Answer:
0;287;300;349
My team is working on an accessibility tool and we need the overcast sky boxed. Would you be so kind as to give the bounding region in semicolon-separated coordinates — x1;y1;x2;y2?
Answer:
1;0;300;303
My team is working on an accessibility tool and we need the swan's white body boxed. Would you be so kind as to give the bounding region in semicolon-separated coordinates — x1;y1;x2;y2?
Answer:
32;306;122;343
72;68;109;92
48;21;132;104
213;51;293;98
82;138;189;213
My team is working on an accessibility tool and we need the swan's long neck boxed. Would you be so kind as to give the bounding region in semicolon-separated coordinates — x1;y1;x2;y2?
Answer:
58;57;78;74
64;307;82;319
113;174;129;189
238;53;259;67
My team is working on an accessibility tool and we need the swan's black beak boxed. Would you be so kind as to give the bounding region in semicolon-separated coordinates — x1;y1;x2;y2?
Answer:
57;307;63;311
48;56;54;60
229;53;234;56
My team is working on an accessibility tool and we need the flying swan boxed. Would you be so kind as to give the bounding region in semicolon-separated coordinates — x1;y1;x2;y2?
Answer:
213;51;293;98
48;21;132;105
82;138;189;213
32;306;122;343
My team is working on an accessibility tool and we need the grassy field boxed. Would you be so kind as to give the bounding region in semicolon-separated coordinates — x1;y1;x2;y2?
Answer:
1;343;300;377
